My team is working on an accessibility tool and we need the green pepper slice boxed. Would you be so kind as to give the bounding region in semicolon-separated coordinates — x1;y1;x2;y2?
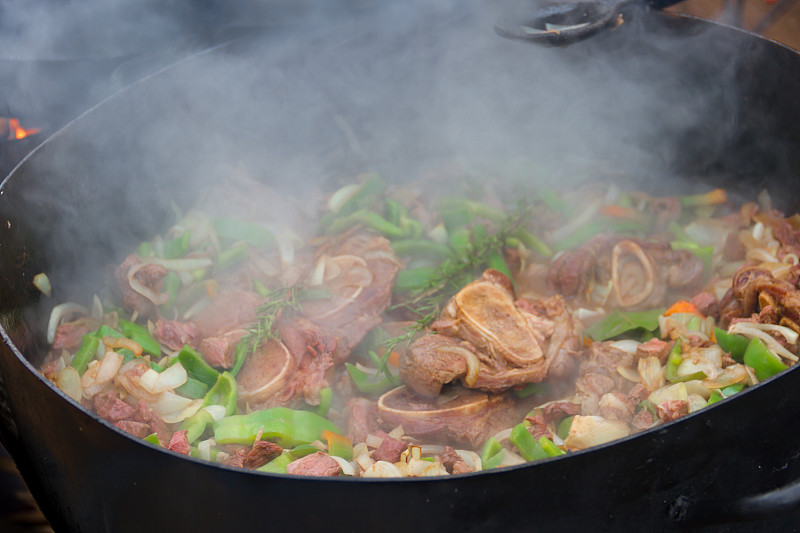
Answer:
509;423;549;462
743;337;787;381
71;334;100;375
714;328;749;363
213;407;341;447
178;346;220;387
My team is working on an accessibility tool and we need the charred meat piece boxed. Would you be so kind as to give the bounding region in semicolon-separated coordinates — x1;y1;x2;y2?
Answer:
286;451;342;477
198;328;247;369
400;270;583;397
152;319;201;351
111;255;168;320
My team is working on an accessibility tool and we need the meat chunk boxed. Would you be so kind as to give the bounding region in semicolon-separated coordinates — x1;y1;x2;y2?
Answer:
167;430;190;455
635;338;672;364
243;440;283;469
286;451;342;477
94;391;137;422
274;318;337;406
198;329;247;369
656;400;689;422
372;436;408;463
690;291;719;318
400;270;584;397
152;319;201;351
192;290;262;338
111;255;168;320
53;318;97;351
301;233;401;363
344;398;378;444
440;446;473;475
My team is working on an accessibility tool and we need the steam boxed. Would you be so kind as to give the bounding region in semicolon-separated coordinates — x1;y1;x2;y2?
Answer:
0;0;790;316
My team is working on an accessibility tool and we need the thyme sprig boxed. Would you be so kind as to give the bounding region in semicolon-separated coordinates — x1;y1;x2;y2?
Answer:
240;286;302;355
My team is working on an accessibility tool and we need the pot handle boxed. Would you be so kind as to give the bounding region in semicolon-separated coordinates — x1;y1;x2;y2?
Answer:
494;0;685;46
677;477;800;527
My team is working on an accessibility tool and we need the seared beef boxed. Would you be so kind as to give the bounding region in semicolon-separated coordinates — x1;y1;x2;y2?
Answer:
635;338;672;364
192;290;262;338
372;436;408;463
53;319;96;351
286;451;342;477
153;319;201;351
94;391;137;422
656;400;689;422
274;318;337;406
198;329;247;369
167;430;190;455
243;440;283;469
440;446;472;475
344;397;378;444
112;255;168;320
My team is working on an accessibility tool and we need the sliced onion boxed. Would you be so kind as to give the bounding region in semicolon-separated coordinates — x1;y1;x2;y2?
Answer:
406;458;448;477
684;379;712;400
648;383;688;406
492;428;513;443
676;356;717;381
197;438;216;461
609;339;641;355
550;197;601;243
56;366;83;402
202;405;227;422
33;273;51;297
103;337;143;358
90;294;104;320
327;183;360;213
688;393;708;413
309;255;328;286
47;302;88;344
498;449;526;467
427;223;448;244
388;426;404;440
365;433;384;449
95;351;124;385
616;365;641;383
329;455;356;476
153;393;203;423
272;226;299;269
436;345;481;387
127;263;170;306
139;362;188;395
638;356;665;392
361;460;403;478
455;450;482;471
564;415;630;450
728;322;799;362
701;364;748;389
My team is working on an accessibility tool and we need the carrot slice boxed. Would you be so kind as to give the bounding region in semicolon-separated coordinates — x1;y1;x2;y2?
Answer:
664;300;703;318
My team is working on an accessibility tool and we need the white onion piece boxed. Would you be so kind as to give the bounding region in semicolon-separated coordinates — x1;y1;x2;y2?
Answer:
676;357;718;381
455;450;482;472
47;302;88;344
648;383;688;406
688;393;708;413
419;444;445;456
492;428;513;443
616;365;641;383
388;426;404;440
272;227;298;269
309;255;328;286
33;273;51;297
684;379;712;400
728;322;799;362
95;351;124;385
697;345;724;368
56;367;83;402
361;461;403;478
139;363;188;395
437;345;481;387
752;221;766;241
329;455;356;476
730;322;799;345
498;449;526;467
407;458;448;477
638;356;665;392
564;415;630;450
90;294;104;320
197;438;216;461
365;434;384;449
127;264;170;306
609;339;641;355
159;397;204;424
363;247;403;267
701;364;748;389
150;391;196;417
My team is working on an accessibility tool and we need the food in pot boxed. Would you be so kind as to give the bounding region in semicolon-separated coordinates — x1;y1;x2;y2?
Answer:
40;170;800;477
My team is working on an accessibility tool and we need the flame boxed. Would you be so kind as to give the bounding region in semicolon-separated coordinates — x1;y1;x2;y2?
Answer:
0;117;41;141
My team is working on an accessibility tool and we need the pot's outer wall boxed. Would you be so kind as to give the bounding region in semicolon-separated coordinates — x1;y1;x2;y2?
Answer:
1;4;800;532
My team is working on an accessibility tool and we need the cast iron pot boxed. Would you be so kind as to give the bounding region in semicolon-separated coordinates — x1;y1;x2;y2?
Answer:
2;2;800;531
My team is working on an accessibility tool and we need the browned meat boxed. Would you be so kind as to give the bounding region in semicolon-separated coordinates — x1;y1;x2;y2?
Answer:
630;408;656;431
626;383;649;404
52;318;96;351
152;319;201;351
344;398;378;444
441;446;473;475
192;290;262;338
198;329;247;369
114;420;152;438
547;248;596;298
376;386;518;449
167;430;190;455
524;412;550;440
575;341;636;414
598;392;635;422
635;338;672;364
301;233;401;363
286;451;342;477
112;255;168;320
542;401;581;424
372;436;407;463
109;396;169;442
690;291;719;318
720;265;800;329
94;391;137;422
400;270;583;397
274;318;337;406
656;400;689;422
243;440;283;469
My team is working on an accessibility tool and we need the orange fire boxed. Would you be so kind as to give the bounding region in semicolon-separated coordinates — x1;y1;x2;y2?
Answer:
0;117;41;141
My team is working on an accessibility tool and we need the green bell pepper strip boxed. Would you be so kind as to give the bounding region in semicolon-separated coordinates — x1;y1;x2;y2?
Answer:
212;216;274;249
390;239;452;260
394;267;439;293
178;346;220;387
231;341;251;378
71;334;100;375
585;308;664;342
448;228;471;259
143;433;161;446
322;430;353;461
119;318;161;358
480;437;505;470
556;416;574;440
93;324;123;339
163;230;190;259
455;199;507;223
315;387;333;418
439;204;474;232
326;210;406;238
175;377;208;400
679;188;726;207
509;228;553;257
335;174;386;217
203;372;237;415
384;198;406;226
399;216;424;240
538;437;565;457
160;271;181;313
217;241;249;271
743;337;787;381
118;348;136;364
137;241;155;258
183;409;215;443
257;452;294;474
288;444;319;459
513;382;547;399
510;423;549;462
707;383;746;406
487;249;512;279
214;407;342;447
714;328;749;363
345;363;398;397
